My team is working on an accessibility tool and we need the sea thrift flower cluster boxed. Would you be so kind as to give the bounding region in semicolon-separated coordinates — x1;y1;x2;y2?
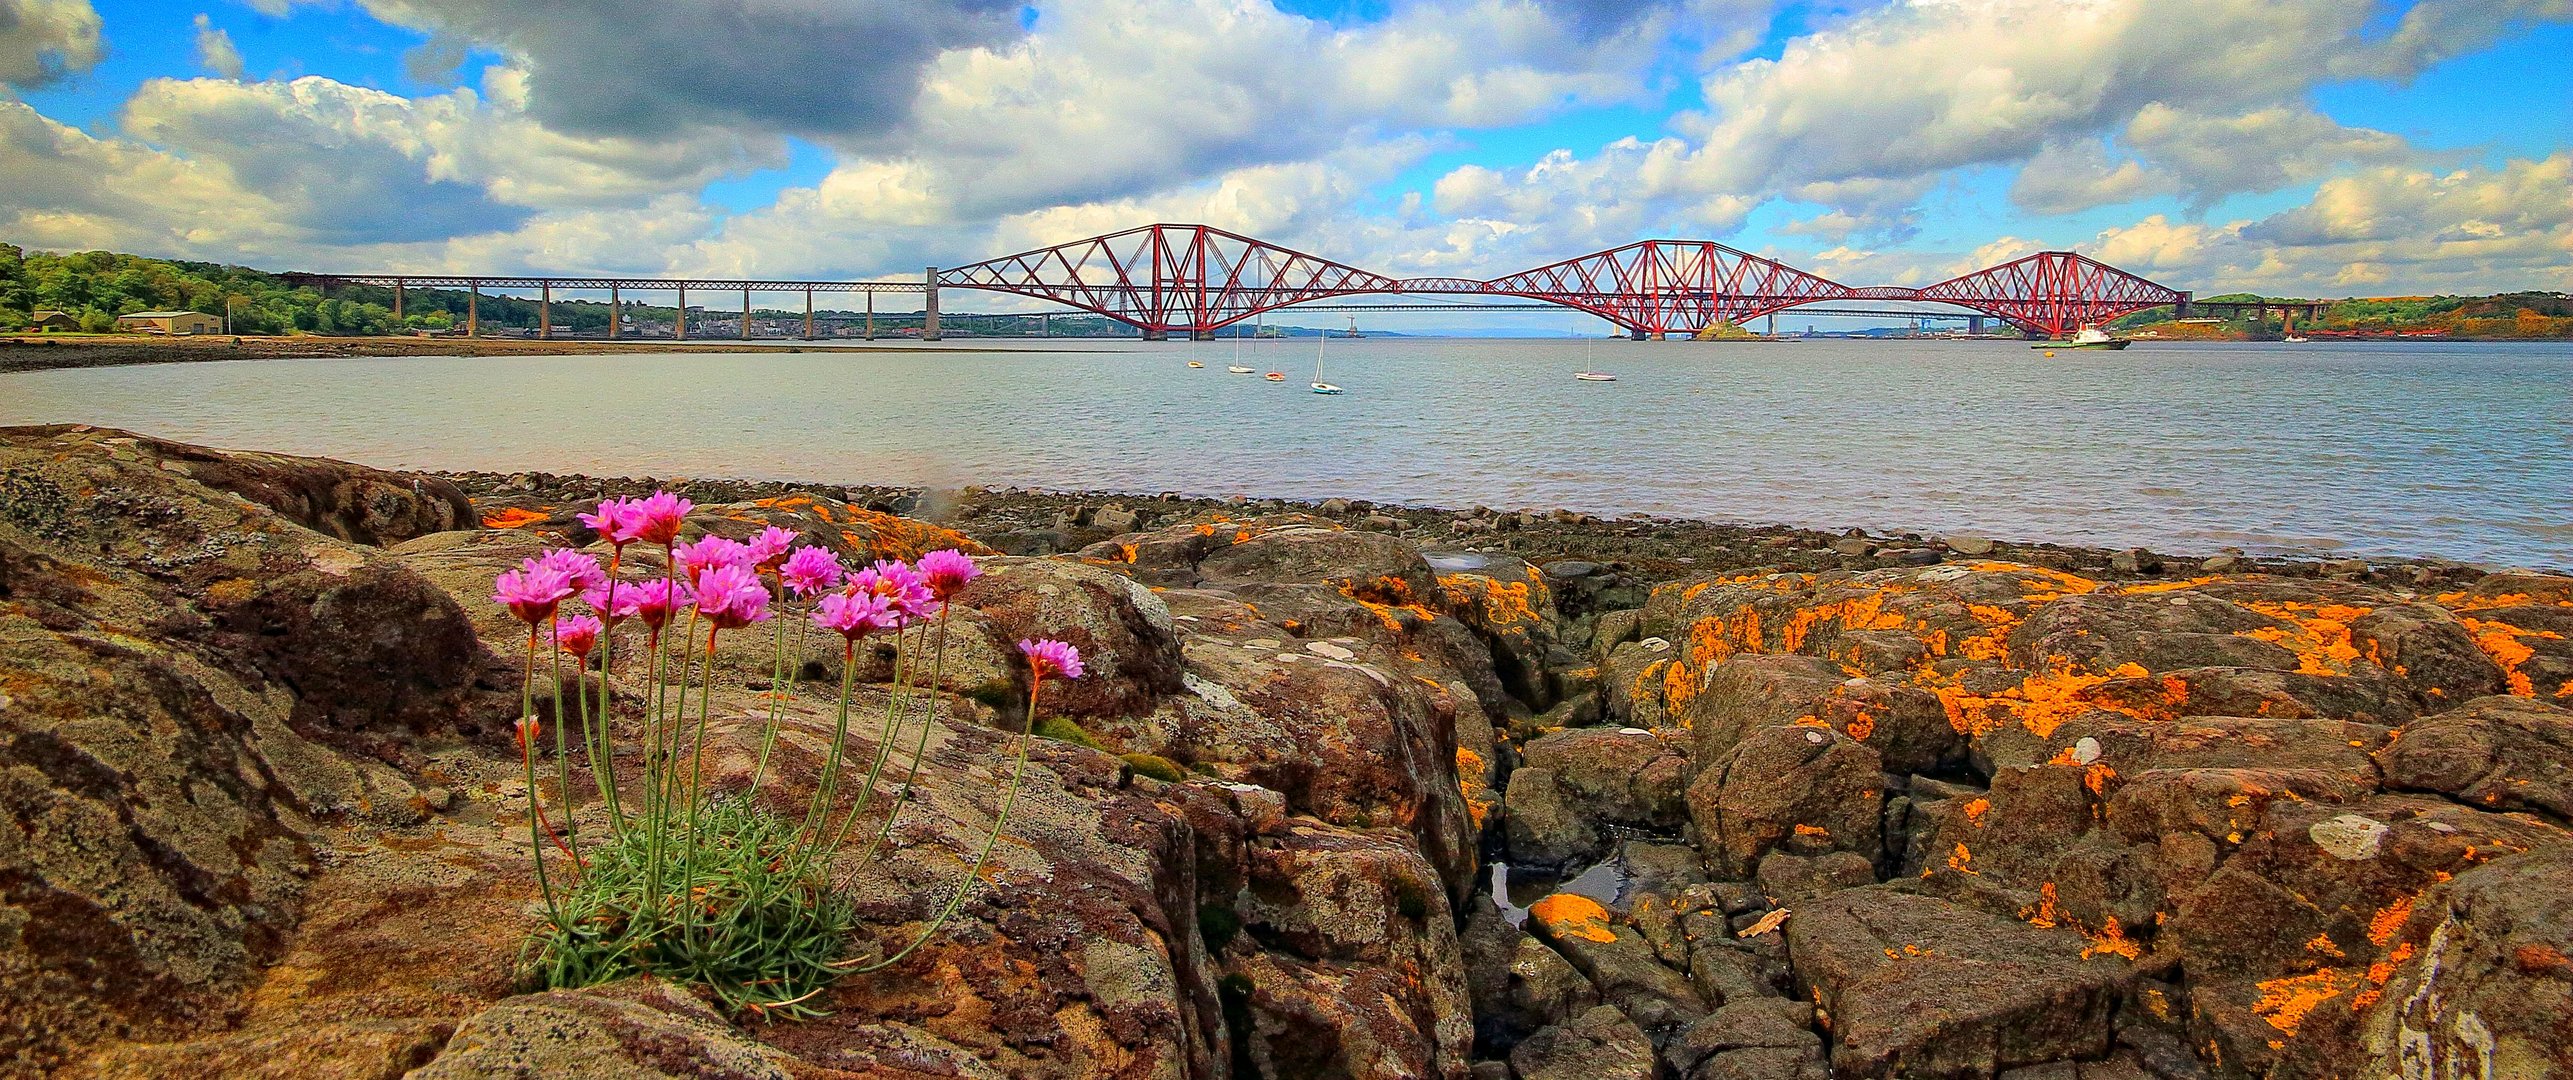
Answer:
487;491;1052;1014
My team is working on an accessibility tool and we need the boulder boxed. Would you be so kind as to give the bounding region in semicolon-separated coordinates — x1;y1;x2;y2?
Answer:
1786;886;2134;1079
6;424;474;546
1687;725;1885;878
2356;845;2573;1079
408;981;811;1080
1663;998;1827;1080
2377;694;2573;822
1509;1005;1657;1080
1506;767;1606;869
1521;726;1690;830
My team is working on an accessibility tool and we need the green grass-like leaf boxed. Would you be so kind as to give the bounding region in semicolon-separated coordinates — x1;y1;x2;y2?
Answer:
521;796;855;1020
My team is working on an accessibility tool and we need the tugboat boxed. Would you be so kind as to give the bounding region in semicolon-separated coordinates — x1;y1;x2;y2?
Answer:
2031;326;2132;350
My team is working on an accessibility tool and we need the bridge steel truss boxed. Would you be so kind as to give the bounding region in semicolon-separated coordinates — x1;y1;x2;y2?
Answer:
300;225;2196;341
935;225;2191;338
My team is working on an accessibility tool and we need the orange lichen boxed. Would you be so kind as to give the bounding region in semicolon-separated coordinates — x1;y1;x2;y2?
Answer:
2252;969;2360;1036
2367;895;2416;947
1961;798;1991;826
1947;842;1978;875
1438;571;1544;627
2083;762;2117;796
2460;617;2556;697
1456;747;1495;830
2024;882;2065;928
2236;601;2373;676
1793;823;1832;841
1529;893;1616;943
1935;662;2164;740
2350;941;2419;1011
1844;709;1877;741
481;506;550;529
1779;592;1908;652
2305;934;2345;958
2082;918;2142;961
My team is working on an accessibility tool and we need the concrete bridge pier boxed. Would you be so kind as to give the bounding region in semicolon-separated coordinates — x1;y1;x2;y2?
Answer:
607;285;619;338
538;282;552;339
922;267;942;341
864;292;875;339
741;286;753;340
392;278;404;321
1968;315;1985;335
1141;328;1168;341
802;287;815;340
466;279;479;337
1628;327;1647;340
1190;329;1216;341
675;285;687;340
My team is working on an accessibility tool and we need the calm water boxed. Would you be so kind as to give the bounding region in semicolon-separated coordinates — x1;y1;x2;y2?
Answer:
4;338;2567;567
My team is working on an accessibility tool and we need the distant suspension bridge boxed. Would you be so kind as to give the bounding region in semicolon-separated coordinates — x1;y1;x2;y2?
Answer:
291;223;2324;342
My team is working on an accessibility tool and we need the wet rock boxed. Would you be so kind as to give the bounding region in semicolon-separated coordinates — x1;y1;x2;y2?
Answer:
2108;548;2161;575
1787;886;2134;1078
1944;535;1996;557
1509;1005;1657;1080
1093;503;1142;533
1688;725;1885;878
2378;695;2573;822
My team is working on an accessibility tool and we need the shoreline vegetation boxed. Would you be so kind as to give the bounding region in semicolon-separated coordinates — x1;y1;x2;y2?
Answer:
0;333;1112;374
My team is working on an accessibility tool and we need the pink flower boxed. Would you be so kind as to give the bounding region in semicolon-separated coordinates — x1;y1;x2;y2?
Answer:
552;614;603;659
780;545;845;597
852;559;935;622
694;564;773;630
630;577;691;632
673;534;751;588
581;579;643;626
917;549;980;601
577;497;649;547
746;526;799;571
631;491;693;546
494;564;574;625
532;549;608;597
811;590;898;642
1018;638;1084;680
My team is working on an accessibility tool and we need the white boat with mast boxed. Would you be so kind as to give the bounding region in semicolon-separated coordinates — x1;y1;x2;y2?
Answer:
1311;326;1343;394
1574;338;1616;381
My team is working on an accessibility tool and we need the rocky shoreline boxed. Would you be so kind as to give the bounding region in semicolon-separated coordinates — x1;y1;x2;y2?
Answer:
437;467;2522;590
7;424;2570;1080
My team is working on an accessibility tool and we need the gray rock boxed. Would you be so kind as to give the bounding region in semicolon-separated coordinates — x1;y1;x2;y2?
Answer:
1505;767;1605;869
2108;547;2162;574
1942;535;1996;556
1510;1005;1658;1080
1664;998;1825;1080
1093;503;1141;533
2199;554;2240;573
1877;547;1943;566
1830;537;1876;557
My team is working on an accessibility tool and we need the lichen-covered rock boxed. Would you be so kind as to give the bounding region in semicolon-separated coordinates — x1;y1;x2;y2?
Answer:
1521;726;1690;830
1509;1004;1656;1080
1787;886;2135;1079
1505;766;1605;869
1687;725;1885;878
8;424;475;545
1663;998;1827;1080
2356;845;2573;1079
2376;694;2573;822
409;980;814;1080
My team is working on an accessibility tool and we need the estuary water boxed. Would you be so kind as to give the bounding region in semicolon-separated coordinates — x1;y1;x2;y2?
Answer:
4;337;2568;567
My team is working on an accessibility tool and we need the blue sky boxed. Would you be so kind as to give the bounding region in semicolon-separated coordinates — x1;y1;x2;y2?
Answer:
4;0;2569;327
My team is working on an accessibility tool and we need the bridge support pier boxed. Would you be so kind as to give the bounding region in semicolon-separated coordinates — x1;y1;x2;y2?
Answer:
675;285;687;340
864;292;875;339
922;267;941;341
392;279;404;321
608;285;619;338
539;282;552;339
742;286;753;340
1141;328;1168;341
1189;329;1215;341
1968;315;1985;336
1628;328;1647;340
466;279;478;337
803;288;815;340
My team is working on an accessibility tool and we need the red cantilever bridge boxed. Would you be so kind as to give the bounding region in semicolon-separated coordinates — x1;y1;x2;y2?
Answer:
305;222;2271;341
937;223;2194;339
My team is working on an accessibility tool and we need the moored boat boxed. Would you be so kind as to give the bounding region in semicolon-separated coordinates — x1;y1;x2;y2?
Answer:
2032;326;2132;350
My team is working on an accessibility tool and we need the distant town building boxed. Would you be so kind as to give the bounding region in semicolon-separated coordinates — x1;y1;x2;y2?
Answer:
27;309;79;331
116;310;223;335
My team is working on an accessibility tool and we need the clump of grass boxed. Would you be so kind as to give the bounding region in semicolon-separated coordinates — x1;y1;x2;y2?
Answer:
1034;714;1104;750
1121;753;1186;783
524;794;854;1017
1392;878;1431;922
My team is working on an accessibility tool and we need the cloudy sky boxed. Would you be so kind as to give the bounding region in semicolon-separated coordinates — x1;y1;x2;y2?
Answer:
3;0;2569;313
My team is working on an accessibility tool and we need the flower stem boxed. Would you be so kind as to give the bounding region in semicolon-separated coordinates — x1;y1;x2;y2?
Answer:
851;671;1037;974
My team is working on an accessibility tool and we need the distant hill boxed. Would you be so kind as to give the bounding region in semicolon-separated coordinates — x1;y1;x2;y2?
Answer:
2112;290;2573;338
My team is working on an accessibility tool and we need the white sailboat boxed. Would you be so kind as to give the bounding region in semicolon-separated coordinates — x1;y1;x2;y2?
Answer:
1574;339;1616;381
1311;328;1343;394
